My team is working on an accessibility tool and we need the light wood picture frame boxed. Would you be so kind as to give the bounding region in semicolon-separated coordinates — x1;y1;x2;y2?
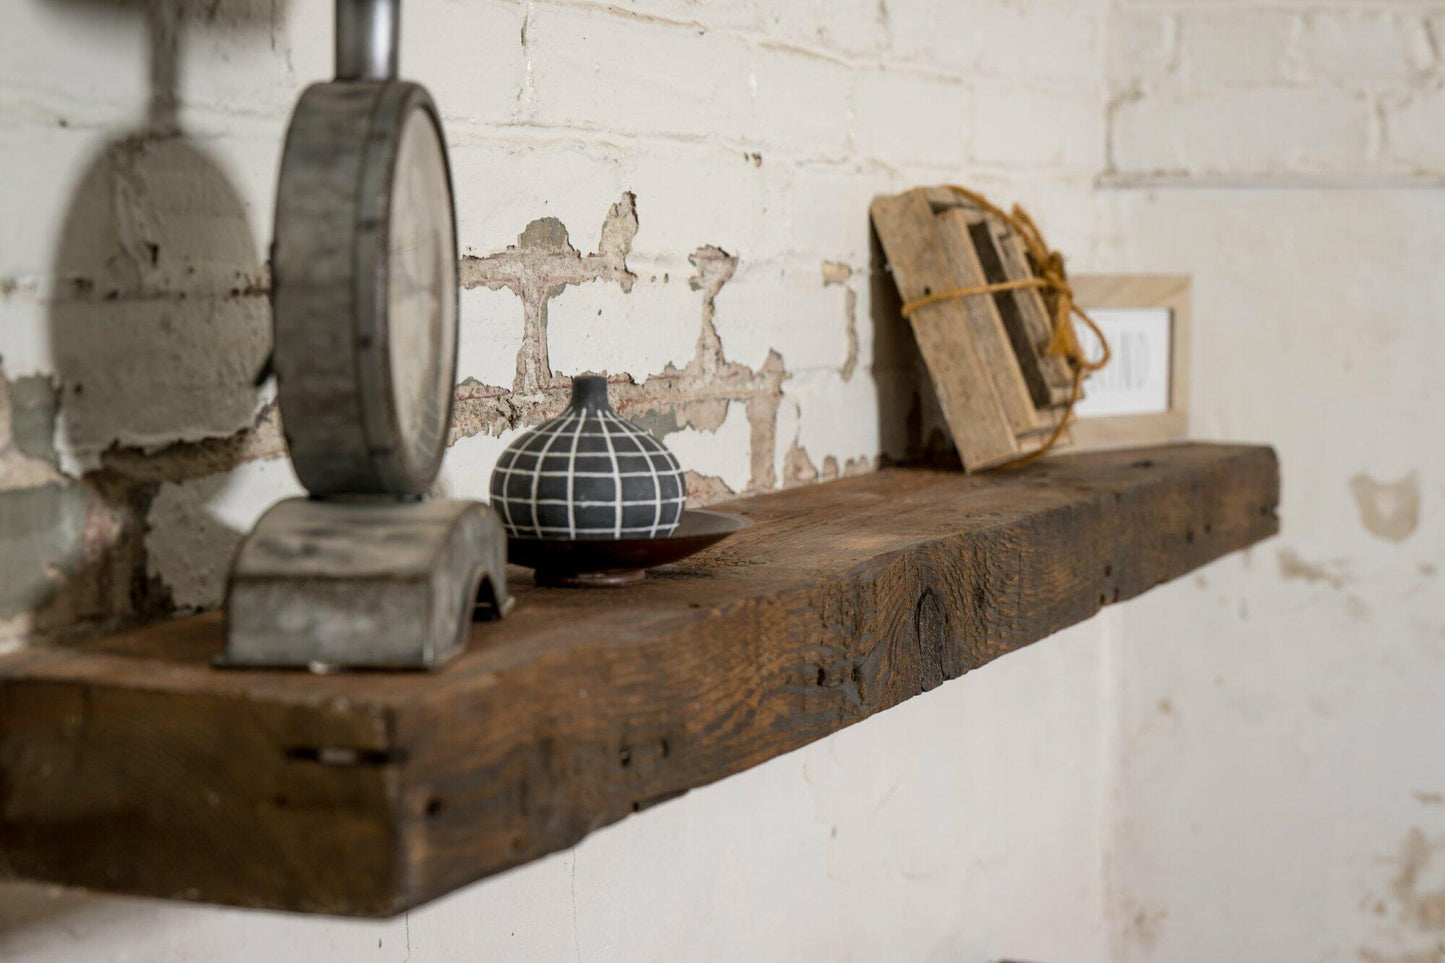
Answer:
1068;274;1191;450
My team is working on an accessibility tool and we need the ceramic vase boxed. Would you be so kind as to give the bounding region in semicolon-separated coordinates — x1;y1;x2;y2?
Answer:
489;375;686;540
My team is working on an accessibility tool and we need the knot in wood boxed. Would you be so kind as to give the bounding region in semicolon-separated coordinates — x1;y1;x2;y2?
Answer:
913;588;949;691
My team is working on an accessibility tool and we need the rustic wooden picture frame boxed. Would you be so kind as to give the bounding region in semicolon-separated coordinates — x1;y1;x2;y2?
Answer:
1068;274;1191;450
871;187;1073;471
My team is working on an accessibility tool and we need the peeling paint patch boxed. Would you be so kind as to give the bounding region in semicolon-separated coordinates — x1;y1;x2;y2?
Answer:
454;218;789;502
663;401;753;496
1277;548;1352;589
821;259;859;381
458;192;638;395
1351;471;1421;543
682;471;736;505
782;439;820;487
820;260;852;286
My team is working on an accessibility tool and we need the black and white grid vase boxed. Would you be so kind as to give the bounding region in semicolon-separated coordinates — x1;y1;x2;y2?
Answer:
489;375;686;540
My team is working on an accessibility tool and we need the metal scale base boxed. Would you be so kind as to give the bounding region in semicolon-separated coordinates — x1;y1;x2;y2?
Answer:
221;498;509;672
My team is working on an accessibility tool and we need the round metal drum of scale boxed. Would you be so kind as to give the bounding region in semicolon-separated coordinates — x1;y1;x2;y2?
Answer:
272;81;458;496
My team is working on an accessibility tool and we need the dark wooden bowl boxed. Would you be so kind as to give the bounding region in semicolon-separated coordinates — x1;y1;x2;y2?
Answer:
507;510;752;587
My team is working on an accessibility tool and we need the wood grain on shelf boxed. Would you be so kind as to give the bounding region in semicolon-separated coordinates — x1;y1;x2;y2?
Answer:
0;444;1278;917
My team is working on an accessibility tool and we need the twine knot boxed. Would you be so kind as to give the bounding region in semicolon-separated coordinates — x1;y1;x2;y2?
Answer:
898;185;1110;468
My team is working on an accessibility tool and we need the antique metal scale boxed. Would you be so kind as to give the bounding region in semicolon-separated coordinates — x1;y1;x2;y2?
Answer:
222;0;508;671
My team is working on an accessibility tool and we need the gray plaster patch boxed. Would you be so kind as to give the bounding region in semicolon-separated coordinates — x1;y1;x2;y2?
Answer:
0;483;91;617
1350;471;1420;543
9;375;59;466
630;408;681;441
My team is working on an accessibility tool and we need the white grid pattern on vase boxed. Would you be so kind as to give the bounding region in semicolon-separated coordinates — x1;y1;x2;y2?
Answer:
490;406;686;539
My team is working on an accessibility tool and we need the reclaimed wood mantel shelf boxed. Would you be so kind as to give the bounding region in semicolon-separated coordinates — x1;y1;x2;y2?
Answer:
0;443;1278;917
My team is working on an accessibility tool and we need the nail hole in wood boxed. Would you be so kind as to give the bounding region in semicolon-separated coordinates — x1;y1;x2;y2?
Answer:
618;748;632;769
426;797;444;818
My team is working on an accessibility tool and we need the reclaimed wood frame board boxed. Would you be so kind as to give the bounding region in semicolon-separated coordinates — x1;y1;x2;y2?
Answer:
0;443;1279;916
1069;274;1192;450
872;189;1025;468
871;187;1071;471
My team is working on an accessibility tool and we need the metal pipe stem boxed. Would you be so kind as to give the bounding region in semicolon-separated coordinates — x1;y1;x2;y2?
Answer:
336;0;399;81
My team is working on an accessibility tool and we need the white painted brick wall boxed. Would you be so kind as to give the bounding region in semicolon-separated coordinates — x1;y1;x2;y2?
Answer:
3;4;1444;963
1106;1;1445;180
1113;87;1376;175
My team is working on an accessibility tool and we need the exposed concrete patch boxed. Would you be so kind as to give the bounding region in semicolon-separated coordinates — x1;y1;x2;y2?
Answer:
7;374;60;466
0;484;92;618
0;366;66;491
1;341;275;641
1277;547;1352;589
1351;471;1421;543
97;401;286;484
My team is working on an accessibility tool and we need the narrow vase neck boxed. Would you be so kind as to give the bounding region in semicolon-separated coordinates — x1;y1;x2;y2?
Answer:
569;375;611;411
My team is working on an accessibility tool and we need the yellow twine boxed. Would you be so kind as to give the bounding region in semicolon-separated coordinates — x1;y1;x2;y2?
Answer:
899;184;1110;469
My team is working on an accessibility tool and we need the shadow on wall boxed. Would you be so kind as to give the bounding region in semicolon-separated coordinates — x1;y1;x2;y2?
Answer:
3;0;281;641
0;0;288;938
868;221;953;467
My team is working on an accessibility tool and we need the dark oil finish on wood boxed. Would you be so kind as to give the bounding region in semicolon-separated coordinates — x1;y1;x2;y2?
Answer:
0;444;1279;917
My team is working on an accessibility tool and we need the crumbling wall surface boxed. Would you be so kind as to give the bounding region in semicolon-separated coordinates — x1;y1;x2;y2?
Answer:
0;0;1103;649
